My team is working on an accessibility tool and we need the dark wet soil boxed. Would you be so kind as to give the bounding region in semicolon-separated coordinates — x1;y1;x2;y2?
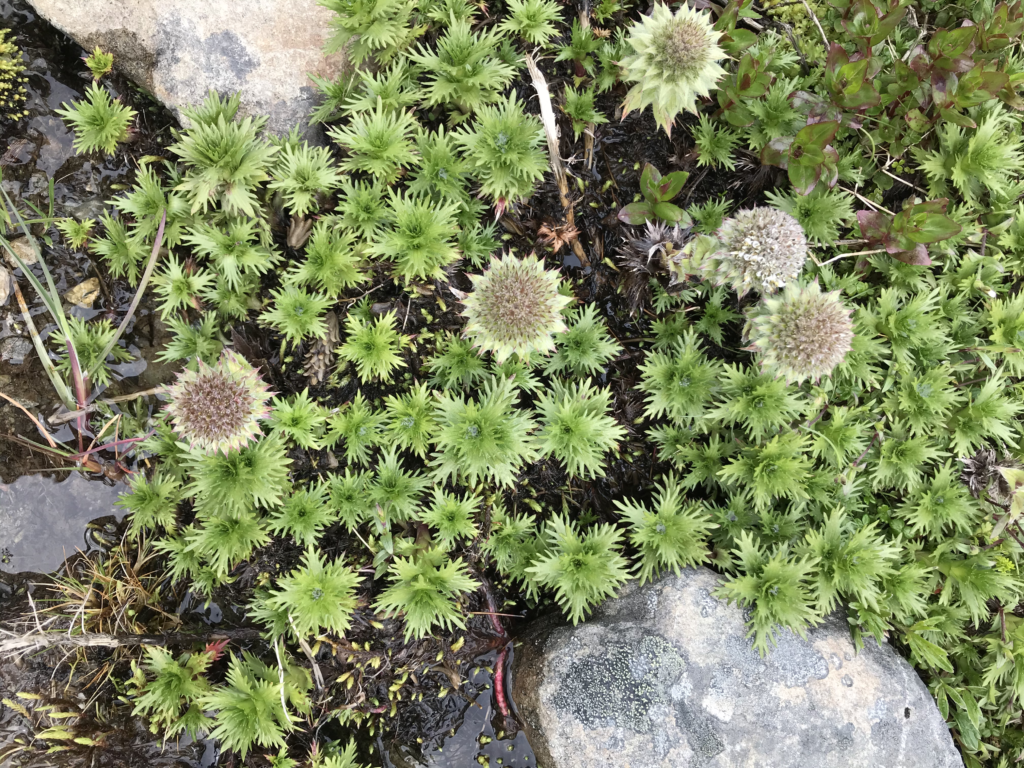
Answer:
0;0;178;484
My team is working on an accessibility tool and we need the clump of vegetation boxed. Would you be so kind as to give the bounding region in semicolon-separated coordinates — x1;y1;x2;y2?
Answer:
0;29;28;121
22;0;1024;763
56;82;136;155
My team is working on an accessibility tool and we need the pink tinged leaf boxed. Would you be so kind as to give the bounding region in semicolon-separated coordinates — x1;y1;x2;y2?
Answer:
656;171;689;202
892;245;933;266
618;203;655;226
788;162;822;196
856;210;892;243
640;164;661;201
760;137;793;168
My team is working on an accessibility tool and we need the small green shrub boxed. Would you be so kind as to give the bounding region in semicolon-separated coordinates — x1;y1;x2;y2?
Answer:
57;82;135;155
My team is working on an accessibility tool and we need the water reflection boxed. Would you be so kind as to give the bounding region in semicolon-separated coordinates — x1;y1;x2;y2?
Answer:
0;472;120;574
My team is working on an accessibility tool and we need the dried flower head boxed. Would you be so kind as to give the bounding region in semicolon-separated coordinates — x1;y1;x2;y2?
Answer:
617;221;689;313
460;252;571;363
165;349;273;454
745;280;854;383
620;2;727;135
701;207;808;296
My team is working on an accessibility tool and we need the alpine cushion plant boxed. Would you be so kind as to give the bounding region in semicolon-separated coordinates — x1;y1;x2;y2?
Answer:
534;380;626;479
183;218;279;291
266;389;327;449
717;531;818;654
419;487;481;549
460;251;572;363
153;256;214;319
262;286;333;345
384;382;435;458
563;85;608;141
528;515;632;624
287;222;367;294
56;82;135;156
638;329;722;425
619;2;727;135
328;97;419;182
497;0;562;45
170;111;278;218
326;393;385;466
182;433;292;517
266;486;337;548
321;0;422;66
199;652;309;760
51;316;131;389
268;139;343;217
430;375;538;487
366;191;461;281
119;470;181;539
253;548;361;640
91;212;149;282
130;646;213;741
427;333;488;389
616;475;716;584
337;310;407;383
545;303;623;377
374;548;479;641
408;18;516;118
455;94;548;210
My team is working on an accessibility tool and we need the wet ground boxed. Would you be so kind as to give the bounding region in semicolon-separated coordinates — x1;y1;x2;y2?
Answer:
0;0;175;551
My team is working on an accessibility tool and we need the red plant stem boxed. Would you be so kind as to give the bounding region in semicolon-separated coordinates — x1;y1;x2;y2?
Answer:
481;580;506;637
494;643;510;718
68;430;154;461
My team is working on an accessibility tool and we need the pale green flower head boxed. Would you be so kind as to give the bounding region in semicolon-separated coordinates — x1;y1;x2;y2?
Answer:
745;280;854;383
461;252;572;363
620;2;727;136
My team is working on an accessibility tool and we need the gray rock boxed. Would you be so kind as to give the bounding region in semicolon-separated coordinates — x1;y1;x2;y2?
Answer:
25;0;347;136
0;336;32;364
512;567;964;768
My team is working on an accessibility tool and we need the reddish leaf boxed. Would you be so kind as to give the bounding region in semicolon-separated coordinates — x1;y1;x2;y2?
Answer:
789;162;822;195
639;164;661;202
857;209;892;243
761;137;793;168
892;244;933;265
656;171;689;202
617;202;655;225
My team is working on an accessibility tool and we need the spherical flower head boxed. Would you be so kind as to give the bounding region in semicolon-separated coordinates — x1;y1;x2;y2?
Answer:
164;349;274;455
745;280;854;383
620;2;727;136
460;252;572;363
702;207;808;296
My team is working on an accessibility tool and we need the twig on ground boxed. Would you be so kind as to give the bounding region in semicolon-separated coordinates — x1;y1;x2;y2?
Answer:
0;626;263;659
526;54;589;267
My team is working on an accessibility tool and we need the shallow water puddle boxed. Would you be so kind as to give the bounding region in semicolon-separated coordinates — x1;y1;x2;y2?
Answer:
386;652;536;768
0;472;120;574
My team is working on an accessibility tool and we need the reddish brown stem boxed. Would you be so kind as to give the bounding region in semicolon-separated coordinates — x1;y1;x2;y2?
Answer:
494;643;510;718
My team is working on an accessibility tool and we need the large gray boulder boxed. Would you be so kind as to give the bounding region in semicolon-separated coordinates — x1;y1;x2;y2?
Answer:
512;567;964;768
25;0;346;135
